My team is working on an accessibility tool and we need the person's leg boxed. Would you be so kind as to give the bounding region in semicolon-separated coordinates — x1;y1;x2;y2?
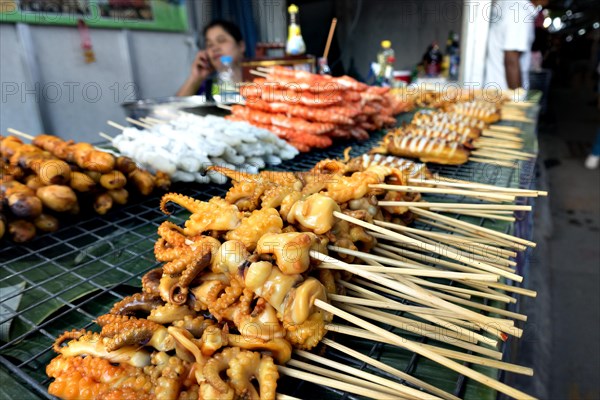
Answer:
585;128;600;169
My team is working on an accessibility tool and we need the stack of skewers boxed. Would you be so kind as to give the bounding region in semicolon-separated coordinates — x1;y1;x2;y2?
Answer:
224;66;413;152
0;129;169;242
45;152;545;400
372;99;536;167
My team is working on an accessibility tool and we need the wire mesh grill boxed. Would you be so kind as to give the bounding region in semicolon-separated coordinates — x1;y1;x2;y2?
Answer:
0;115;538;399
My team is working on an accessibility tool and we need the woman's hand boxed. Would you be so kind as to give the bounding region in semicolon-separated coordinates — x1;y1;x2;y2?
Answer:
176;50;214;96
189;50;214;82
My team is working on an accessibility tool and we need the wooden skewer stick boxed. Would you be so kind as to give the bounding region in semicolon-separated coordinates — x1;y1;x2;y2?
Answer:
373;242;502;276
323;18;338;60
333;211;522;281
369;184;515;201
401;276;516;303
125;117;152;129
398;231;517;271
321;338;460;400
410;207;536;247
474;138;524;149
278;366;400;400
314;300;535;399
468;157;519;168
98;132;114;143
501;115;534;123
465;279;538;298
373;221;517;258
378;201;531;211
293;351;436;400
423;177;547;196
329;245;508;280
324;327;534;376
7;128;35;140
107;120;126;130
471;150;529;161
485;147;536;158
250;69;270;78
481;131;524;142
286;359;412;398
428;208;516;222
276;394;303;400
413;217;526;251
488;124;521;133
312;252;516;334
350;277;523;328
343;303;490;345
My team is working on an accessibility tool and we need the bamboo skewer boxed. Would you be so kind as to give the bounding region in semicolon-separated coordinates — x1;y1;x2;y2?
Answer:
312;252;518;335
343;303;490;346
287;359;417;399
410;178;546;196
250;69;269;78
413;217;527;250
410;207;536;247
7;128;35;140
481;131;524;142
278;366;400;400
351;277;527;323
98;132;114;143
314;300;535;399
329;244;513;280
428;209;516;222
276;394;303;400
464;279;537;298
378;201;531;211
373;221;517;258
333;211;523;281
293;350;436;400
369;184;516;201
322;338;460;400
107;120;126;130
489;124;521;133
125;117;152;129
328;245;503;279
471;150;530;161
324;326;533;376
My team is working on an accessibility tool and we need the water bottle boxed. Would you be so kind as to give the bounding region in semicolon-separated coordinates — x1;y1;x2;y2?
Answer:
376;40;395;86
215;55;238;103
448;33;460;81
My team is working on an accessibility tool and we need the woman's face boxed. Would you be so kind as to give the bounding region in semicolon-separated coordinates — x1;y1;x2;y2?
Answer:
205;26;245;71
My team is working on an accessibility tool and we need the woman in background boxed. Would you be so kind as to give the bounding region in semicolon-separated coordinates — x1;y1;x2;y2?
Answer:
176;20;245;96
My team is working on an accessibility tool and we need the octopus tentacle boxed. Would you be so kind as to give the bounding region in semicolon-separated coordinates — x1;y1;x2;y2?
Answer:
54;331;151;367
98;315;175;352
52;328;86;353
171;315;215;338
203;347;240;393
229;351;278;400
110;293;164;316
157;220;187;247
142;268;163;295
160;193;206;215
47;355;153;400
154;238;185;262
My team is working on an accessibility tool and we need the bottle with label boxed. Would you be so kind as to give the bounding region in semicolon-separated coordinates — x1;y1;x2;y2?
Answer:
376;40;395;86
286;4;306;56
448;32;460;81
423;42;442;78
213;55;238;103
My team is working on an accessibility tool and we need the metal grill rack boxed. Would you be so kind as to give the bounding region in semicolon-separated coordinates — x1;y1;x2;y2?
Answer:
0;114;538;399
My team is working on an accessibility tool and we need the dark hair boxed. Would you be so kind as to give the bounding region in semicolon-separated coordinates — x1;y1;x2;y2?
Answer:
203;20;243;43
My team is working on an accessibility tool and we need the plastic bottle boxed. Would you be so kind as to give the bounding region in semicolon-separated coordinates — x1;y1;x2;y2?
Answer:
376;40;395;86
286;4;306;55
448;33;460;81
215;55;238;103
423;42;442;78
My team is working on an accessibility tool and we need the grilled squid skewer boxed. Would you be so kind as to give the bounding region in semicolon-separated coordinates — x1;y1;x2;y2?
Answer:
373;134;470;165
